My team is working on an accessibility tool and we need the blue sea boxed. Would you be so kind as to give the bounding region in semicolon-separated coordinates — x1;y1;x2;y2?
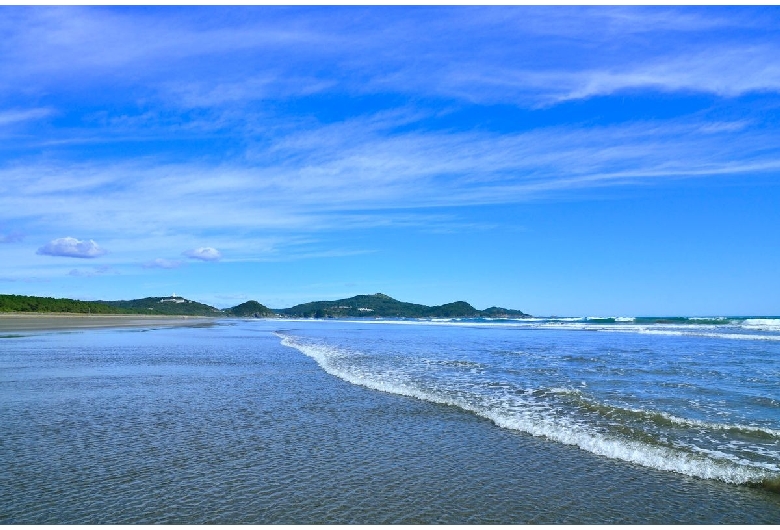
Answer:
2;316;779;523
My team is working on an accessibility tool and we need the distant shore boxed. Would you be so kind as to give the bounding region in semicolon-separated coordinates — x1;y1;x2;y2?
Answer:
0;313;217;332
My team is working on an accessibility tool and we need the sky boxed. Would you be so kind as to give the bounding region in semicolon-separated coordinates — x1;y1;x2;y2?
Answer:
1;6;780;316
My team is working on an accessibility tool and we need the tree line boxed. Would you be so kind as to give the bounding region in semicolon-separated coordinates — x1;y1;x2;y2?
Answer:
0;294;133;314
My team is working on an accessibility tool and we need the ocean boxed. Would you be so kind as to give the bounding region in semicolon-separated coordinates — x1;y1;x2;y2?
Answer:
1;316;779;523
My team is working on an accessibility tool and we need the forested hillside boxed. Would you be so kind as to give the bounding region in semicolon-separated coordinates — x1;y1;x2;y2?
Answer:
0;294;222;316
224;300;275;317
0;294;132;314
97;296;224;316
1;292;529;319
278;293;528;318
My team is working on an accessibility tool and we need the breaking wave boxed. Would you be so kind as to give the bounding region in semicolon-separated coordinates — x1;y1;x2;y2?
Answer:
307;316;780;342
277;332;779;486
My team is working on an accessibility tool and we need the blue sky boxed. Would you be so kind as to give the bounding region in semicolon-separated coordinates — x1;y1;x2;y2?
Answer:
1;6;779;316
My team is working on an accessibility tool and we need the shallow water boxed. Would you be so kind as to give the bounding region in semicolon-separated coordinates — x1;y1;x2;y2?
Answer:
1;320;779;523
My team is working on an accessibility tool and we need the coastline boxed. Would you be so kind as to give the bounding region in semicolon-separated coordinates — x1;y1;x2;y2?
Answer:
0;313;217;332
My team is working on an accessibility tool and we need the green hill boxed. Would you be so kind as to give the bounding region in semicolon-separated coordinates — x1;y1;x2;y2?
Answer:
224;300;275;318
1;292;529;320
96;296;224;316
0;293;223;316
0;294;132;314
480;306;531;318
277;293;527;319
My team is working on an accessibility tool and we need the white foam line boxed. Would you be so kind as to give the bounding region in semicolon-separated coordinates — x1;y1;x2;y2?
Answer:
742;318;780;332
630;328;780;341
274;318;780;341
276;332;777;485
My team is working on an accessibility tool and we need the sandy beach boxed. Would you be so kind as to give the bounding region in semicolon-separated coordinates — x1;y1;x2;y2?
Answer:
0;313;217;332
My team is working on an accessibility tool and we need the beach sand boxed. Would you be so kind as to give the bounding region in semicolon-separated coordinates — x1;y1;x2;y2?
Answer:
0;313;217;332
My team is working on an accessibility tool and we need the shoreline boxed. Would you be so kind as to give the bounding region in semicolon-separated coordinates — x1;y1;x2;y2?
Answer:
0;313;218;332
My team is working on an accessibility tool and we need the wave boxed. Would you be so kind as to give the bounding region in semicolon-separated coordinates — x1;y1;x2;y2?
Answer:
276;332;778;486
585;316;637;323
741;318;780;332
315;317;780;342
607;326;780;342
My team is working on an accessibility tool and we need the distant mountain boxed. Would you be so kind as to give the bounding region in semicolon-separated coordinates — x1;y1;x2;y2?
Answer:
0;293;223;316
480;306;531;318
277;293;529;319
97;296;224;316
224;300;274;318
1;292;529;320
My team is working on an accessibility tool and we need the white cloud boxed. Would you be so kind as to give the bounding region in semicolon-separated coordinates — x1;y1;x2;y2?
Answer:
543;47;780;104
3;112;779;265
0;7;328;85
142;258;183;269
183;247;222;261
37;237;106;258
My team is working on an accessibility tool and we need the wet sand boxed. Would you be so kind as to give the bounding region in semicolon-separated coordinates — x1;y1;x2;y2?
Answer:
0;313;217;332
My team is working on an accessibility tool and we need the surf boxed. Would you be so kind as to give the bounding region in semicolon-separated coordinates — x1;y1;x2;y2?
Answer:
276;330;779;487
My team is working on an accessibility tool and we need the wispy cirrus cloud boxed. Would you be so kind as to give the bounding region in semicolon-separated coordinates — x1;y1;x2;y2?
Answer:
2;7;779;109
3;112;780;243
0;108;53;126
0;6;331;99
539;47;780;104
37;237;106;258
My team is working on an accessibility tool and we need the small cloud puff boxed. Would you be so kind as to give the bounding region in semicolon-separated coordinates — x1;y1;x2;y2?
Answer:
183;247;222;262
143;258;183;269
37;237;106;258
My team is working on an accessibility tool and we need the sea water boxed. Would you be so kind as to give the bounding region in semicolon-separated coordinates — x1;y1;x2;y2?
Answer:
1;317;779;523
278;316;780;487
